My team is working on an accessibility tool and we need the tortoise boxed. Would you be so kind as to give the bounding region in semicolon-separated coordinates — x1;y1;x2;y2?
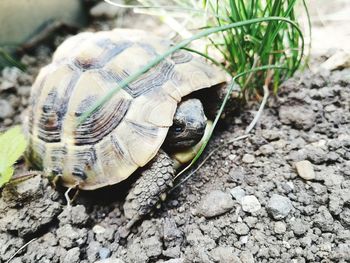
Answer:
24;28;227;233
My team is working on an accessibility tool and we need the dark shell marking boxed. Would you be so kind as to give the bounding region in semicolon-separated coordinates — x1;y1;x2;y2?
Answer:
124;61;175;98
110;135;133;166
73;41;133;71
72;147;97;180
50;146;67;175
125;120;159;140
171;50;193;64
74;97;131;145
37;71;80;143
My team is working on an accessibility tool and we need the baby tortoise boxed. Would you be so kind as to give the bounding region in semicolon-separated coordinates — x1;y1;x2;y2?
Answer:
24;28;227;235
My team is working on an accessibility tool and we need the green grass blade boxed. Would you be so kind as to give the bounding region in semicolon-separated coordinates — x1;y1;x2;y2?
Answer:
0;48;26;71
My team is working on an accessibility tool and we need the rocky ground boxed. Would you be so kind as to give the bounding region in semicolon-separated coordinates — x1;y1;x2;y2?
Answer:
0;3;350;263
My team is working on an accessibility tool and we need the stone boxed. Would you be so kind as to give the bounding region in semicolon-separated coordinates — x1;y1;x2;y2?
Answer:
196;190;234;218
95;259;125;263
58;205;89;226
241;195;261;213
127;241;148;263
339;207;350;228
274;221;287;234
261;129;280;141
320;50;350;70
295;160;316;180
163;259;184;263
143;236;162;258
90;1;123;18
163;246;181;258
240;251;255;263
279;105;316;130
86;241;101;262
267;194;293;220
313;206;334;232
0;99;14;119
56;224;87;249
0;233;24;262
234;223;250;236
259;144;275;155
93;224;106;234
290;219;307;236
62;247;80;263
0;80;14;91
99;247;111;260
0;176;62;237
163;217;183;248
230;186;246;203
210;246;240;263
242;154;255;163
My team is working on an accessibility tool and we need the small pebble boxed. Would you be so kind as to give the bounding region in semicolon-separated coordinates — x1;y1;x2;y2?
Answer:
93;225;106;234
295;160;316;180
95;259;125;263
267;194;293;220
228;154;236;161
313;206;334;232
62;247;80;263
230;186;246;203
290;219;307;236
259;144;275;155
210;246;239;263
0;99;14;119
241;195;261;213
196;190;234;218
240;251;255;263
90;1;123;18
99;247;111;259
274;221;287;234
242;154;255;163
234;222;250;236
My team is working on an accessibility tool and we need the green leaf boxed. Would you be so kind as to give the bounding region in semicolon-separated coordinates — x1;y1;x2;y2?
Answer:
0;126;28;187
0;166;14;187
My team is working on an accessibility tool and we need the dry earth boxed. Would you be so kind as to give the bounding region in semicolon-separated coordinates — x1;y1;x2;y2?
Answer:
0;3;349;263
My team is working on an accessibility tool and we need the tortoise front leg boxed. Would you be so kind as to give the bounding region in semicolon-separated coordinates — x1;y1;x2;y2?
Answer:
119;149;174;238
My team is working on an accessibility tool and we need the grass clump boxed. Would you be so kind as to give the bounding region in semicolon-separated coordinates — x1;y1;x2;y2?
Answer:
0;126;28;188
200;0;304;94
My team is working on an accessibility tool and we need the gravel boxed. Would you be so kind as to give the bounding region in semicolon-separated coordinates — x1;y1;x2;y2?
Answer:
234;222;250;236
267;194;293;220
290;219;308;236
273;221;287;234
295;160;316;180
196;190;235;218
279;105;317;130
242;154;255;163
0;99;14;119
241;195;261;213
0;8;349;263
230;186;246;203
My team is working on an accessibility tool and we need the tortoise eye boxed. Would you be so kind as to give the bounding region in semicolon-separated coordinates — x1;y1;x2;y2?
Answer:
174;125;183;133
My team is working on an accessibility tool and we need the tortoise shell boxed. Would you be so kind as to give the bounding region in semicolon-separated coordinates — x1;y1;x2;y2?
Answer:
24;28;226;190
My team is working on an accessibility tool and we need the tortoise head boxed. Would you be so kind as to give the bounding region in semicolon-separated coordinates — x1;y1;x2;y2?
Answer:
165;98;207;150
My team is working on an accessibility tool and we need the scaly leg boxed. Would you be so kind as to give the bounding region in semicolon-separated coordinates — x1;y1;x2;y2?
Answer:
119;150;174;238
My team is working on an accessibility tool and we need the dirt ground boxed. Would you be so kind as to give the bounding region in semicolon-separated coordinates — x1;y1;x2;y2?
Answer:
0;2;350;263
